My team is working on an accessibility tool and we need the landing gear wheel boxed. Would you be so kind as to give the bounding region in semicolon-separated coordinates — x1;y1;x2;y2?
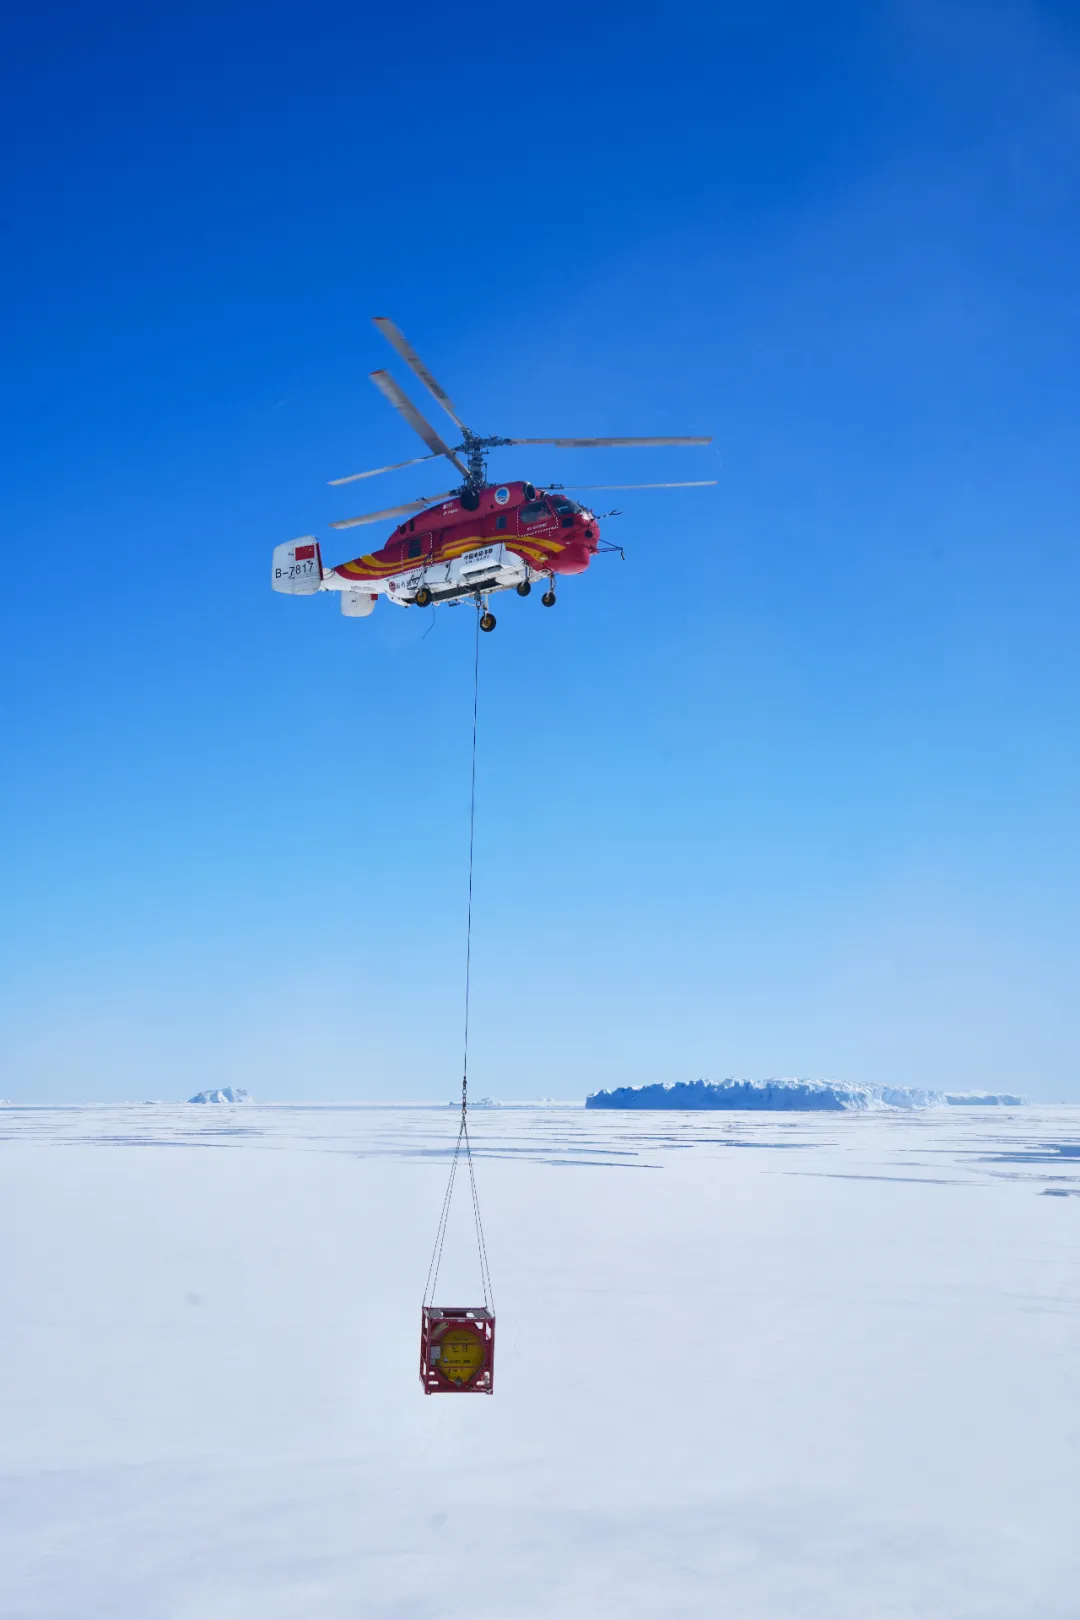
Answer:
541;590;556;608
516;580;532;597
461;488;481;512
480;611;497;632
415;586;433;607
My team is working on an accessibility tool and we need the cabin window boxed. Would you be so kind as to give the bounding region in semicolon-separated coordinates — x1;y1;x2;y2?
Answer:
519;500;551;525
496;514;507;530
408;538;422;559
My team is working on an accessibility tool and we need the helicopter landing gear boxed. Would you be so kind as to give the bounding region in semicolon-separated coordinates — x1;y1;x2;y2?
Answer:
541;589;556;608
414;586;433;607
516;580;532;597
480;611;497;632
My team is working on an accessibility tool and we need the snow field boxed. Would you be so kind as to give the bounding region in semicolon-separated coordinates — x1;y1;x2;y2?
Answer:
0;1104;1078;1618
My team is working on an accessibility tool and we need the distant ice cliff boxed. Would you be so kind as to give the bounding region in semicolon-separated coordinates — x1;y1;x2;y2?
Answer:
586;1079;1027;1111
944;1091;1028;1106
188;1087;253;1104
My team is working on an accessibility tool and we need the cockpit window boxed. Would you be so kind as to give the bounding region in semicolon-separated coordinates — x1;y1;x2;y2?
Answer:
518;500;551;524
552;498;581;515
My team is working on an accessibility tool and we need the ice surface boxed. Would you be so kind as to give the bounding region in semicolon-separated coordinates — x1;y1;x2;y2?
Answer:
187;1086;253;1104
0;1100;1077;1618
587;1077;1029;1110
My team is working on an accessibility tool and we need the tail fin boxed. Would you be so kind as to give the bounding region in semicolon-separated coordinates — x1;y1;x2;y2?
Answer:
272;538;323;595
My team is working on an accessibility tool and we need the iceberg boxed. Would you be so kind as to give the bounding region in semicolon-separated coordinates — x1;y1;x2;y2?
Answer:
585;1078;1026;1112
187;1087;253;1105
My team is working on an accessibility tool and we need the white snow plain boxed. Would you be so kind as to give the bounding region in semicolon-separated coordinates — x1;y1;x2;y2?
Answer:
1;1101;1078;1619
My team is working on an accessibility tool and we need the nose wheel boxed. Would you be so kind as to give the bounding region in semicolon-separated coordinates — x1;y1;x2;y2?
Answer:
541;590;556;608
480;610;497;632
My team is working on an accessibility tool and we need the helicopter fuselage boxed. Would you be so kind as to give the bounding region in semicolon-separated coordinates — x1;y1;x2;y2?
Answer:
324;480;599;607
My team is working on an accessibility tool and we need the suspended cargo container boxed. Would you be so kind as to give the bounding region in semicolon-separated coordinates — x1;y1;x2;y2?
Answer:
420;1306;495;1394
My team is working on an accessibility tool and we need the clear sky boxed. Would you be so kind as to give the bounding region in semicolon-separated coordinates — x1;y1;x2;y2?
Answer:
1;0;1078;1103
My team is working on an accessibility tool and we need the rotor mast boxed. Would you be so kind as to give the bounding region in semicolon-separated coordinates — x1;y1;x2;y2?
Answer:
461;431;513;493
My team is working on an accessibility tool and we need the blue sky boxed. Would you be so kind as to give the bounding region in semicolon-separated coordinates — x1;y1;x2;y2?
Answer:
1;0;1078;1102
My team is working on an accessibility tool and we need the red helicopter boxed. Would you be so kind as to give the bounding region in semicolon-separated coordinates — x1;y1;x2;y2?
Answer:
272;318;715;630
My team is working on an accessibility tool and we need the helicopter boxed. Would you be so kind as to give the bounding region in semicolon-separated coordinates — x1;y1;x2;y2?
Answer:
271;317;715;630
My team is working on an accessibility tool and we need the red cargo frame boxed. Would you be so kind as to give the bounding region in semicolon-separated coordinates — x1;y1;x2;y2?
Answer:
420;1306;495;1394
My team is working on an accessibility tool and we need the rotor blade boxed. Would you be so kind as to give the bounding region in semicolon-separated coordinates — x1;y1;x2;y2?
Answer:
547;480;718;491
511;436;712;448
328;451;442;487
370;370;469;476
372;318;472;435
329;490;459;531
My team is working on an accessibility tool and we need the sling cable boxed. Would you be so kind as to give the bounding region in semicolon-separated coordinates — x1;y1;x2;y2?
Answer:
419;601;495;1394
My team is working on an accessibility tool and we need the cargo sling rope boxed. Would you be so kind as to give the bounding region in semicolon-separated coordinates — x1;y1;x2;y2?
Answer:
423;599;494;1312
